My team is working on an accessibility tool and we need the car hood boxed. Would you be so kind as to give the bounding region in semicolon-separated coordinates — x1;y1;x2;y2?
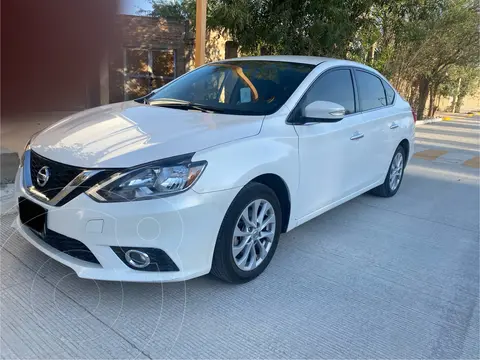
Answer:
31;101;264;168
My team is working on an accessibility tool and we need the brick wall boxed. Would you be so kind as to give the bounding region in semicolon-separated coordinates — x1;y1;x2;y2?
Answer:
107;15;237;104
184;30;236;72
109;15;188;102
119;15;186;49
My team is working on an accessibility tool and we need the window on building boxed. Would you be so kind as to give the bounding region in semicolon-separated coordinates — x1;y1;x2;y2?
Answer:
152;50;175;78
124;48;176;100
125;49;149;75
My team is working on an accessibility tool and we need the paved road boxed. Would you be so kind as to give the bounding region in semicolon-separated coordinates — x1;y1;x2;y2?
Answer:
1;116;479;359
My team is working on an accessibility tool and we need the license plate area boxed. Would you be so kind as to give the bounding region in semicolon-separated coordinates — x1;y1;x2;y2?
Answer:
18;197;47;237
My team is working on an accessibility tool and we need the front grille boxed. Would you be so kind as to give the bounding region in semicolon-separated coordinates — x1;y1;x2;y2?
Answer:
42;229;100;264
30;151;83;199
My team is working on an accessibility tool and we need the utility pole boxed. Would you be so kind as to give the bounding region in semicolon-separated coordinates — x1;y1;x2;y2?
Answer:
195;0;207;67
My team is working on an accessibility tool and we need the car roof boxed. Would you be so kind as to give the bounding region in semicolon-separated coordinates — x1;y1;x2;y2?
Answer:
216;55;379;74
219;55;330;65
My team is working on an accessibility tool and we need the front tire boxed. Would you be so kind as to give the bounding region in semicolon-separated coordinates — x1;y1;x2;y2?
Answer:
211;182;282;283
371;145;406;197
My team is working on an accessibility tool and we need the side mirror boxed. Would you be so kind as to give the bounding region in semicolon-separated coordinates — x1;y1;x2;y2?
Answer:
302;101;346;123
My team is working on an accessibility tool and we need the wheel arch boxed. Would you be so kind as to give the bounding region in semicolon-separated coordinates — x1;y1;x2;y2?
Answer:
249;173;291;233
399;138;410;165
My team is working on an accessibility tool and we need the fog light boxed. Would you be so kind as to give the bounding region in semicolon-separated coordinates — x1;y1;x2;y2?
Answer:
125;249;151;268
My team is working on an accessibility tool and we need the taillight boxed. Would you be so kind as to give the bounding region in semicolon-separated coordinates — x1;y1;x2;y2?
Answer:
411;109;417;123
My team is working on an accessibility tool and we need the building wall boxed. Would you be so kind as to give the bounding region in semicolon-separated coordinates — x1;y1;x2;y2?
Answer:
109;15;188;102
185;30;236;72
438;89;480;112
108;16;235;102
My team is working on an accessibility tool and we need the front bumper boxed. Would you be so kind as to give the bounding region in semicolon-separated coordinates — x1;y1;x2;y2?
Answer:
14;167;238;282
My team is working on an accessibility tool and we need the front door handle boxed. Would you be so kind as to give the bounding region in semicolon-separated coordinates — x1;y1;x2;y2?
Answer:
350;132;364;140
390;122;399;129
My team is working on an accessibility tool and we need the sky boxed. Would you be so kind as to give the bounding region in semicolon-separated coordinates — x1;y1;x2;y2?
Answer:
120;0;153;14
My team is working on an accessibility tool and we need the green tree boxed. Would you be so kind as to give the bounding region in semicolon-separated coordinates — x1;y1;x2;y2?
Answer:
148;0;480;117
455;70;480;113
414;1;478;118
149;0;379;57
141;0;195;20
351;0;479;118
439;66;480;113
386;0;477;118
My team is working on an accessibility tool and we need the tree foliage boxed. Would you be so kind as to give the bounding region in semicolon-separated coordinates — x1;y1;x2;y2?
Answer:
149;0;379;56
439;66;480;112
352;0;479;117
148;0;480;115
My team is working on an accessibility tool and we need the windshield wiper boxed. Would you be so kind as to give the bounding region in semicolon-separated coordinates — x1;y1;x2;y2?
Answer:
147;98;216;113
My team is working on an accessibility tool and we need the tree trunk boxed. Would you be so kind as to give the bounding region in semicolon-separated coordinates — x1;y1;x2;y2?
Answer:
408;81;417;104
428;87;435;117
449;95;457;112
454;78;462;113
417;77;429;120
428;84;439;117
366;41;376;66
454;95;463;113
260;46;271;55
450;77;462;112
432;93;441;117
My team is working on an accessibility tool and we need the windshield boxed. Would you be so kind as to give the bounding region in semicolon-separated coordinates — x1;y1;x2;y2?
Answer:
148;61;315;115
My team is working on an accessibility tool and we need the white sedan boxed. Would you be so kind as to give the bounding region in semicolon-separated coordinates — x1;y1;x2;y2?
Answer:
15;56;415;283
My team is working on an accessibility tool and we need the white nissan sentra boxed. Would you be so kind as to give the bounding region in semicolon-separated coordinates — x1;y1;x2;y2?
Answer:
15;56;415;283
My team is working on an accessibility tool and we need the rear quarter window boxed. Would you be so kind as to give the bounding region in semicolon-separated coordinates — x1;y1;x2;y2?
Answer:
354;70;387;111
382;79;396;105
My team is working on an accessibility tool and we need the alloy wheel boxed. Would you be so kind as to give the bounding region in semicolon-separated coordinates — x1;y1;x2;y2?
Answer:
232;199;276;271
389;152;404;191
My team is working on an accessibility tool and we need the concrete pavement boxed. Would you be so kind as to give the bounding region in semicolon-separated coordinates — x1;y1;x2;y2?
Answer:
0;115;478;359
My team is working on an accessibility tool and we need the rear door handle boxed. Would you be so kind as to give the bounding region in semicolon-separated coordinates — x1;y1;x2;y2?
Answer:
390;122;399;129
350;132;364;140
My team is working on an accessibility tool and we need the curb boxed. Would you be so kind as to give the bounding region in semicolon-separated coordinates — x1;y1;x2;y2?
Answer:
416;117;443;125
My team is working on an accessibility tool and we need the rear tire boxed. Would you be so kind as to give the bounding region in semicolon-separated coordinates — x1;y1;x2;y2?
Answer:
370;145;406;198
211;182;282;283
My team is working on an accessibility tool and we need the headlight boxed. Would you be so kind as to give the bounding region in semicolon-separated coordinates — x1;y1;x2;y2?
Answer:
86;159;207;202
